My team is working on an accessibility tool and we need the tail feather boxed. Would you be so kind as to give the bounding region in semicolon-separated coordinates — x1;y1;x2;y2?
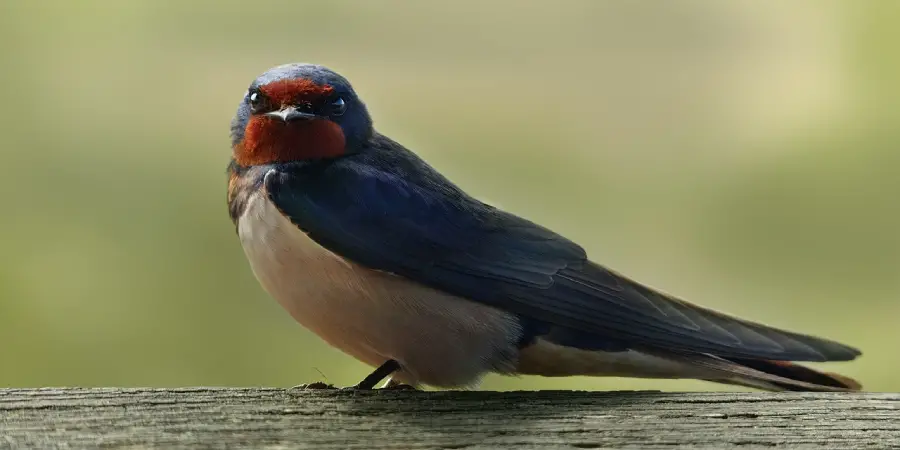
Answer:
722;357;862;391
660;351;862;392
517;339;861;391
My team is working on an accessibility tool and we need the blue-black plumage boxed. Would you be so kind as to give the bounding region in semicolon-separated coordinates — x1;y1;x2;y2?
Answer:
227;63;862;391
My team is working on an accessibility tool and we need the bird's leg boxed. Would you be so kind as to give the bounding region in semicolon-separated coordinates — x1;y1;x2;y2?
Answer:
346;359;401;390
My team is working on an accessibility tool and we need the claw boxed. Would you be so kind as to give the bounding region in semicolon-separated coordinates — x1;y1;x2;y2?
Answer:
383;383;418;391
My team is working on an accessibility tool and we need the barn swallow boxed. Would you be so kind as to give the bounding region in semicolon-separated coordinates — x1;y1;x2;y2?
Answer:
227;63;862;391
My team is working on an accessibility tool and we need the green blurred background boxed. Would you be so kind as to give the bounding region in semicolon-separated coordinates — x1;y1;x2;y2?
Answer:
1;1;897;392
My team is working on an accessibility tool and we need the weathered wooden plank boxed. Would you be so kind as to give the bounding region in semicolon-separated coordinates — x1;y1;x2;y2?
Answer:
0;388;897;449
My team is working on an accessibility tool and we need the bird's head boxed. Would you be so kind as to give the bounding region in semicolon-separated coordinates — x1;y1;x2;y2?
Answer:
230;63;373;166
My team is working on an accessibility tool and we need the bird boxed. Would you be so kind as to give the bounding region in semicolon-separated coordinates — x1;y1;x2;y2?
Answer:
227;63;862;392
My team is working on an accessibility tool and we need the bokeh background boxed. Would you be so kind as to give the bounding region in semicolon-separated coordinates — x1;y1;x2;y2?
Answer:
1;0;897;392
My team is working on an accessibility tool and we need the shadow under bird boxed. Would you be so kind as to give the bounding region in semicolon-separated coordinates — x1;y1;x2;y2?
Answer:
227;63;862;391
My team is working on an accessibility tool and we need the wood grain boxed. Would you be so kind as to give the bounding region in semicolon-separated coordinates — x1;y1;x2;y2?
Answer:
1;388;898;449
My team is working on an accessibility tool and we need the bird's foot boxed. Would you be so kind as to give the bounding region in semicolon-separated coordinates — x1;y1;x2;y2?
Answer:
352;359;401;390
383;383;418;391
379;377;419;391
338;382;417;391
291;360;404;391
290;381;336;390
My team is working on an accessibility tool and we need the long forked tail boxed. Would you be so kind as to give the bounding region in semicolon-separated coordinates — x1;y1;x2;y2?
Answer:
516;340;861;391
667;351;862;392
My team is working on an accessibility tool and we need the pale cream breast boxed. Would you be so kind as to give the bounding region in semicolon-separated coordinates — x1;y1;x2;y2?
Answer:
236;190;522;387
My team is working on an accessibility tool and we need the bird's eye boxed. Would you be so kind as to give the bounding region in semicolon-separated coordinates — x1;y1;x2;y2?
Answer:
248;90;266;112
330;97;346;116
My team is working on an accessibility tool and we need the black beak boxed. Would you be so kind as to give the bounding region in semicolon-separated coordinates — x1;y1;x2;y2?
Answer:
265;106;319;122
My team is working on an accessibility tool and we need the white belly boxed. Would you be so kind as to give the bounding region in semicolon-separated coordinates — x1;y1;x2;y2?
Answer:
236;191;522;387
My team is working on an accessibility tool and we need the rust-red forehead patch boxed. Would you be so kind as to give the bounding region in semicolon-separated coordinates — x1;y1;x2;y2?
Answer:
259;79;334;105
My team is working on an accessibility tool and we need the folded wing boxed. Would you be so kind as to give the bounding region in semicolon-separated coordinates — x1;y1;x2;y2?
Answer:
265;159;860;363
